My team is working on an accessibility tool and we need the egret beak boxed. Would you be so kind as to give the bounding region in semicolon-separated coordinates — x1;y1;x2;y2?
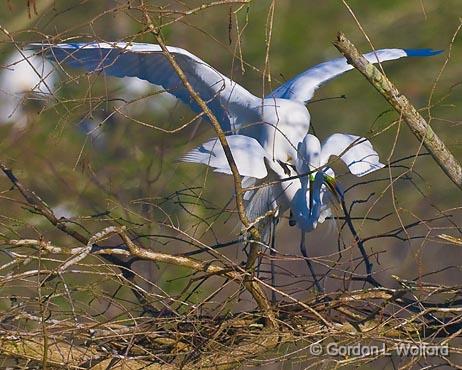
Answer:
309;172;316;210
323;174;343;202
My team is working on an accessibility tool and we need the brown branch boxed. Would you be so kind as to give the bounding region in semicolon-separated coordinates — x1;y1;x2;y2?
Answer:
139;7;276;329
333;32;462;190
0;162;158;314
2;299;456;369
1;160;276;330
0;163;88;245
115;226;241;280
113;226;279;336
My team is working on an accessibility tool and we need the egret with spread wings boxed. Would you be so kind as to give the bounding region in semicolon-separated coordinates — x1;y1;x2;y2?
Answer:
27;41;437;292
27;42;441;165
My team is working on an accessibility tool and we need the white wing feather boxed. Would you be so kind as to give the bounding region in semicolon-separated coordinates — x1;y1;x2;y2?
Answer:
320;133;384;177
267;48;441;103
181;135;269;179
28;42;259;133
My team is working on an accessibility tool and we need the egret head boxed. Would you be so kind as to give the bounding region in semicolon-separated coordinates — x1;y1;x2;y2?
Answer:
296;133;321;174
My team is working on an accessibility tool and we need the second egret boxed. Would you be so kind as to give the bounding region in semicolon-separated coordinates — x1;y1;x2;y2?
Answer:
182;132;384;290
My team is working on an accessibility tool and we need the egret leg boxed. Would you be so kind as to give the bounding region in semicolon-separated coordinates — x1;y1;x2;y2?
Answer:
299;231;323;292
255;246;262;278
270;217;278;304
338;192;379;287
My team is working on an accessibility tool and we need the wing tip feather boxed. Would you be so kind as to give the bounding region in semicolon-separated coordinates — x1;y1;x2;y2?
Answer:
403;48;443;57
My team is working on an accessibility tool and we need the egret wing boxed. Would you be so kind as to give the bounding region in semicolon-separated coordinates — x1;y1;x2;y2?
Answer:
267;48;442;103
28;42;259;132
243;163;292;243
320;133;384;177
181;135;268;179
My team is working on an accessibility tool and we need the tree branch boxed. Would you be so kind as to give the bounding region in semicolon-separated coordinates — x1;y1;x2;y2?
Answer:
333;32;462;190
140;7;276;329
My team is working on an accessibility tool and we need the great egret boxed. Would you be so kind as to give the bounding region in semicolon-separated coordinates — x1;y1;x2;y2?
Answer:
182;132;384;291
27;42;441;164
27;41;437;291
0;49;57;128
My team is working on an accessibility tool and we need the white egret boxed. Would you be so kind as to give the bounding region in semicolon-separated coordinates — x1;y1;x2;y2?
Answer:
182;132;384;291
26;41;437;290
0;49;57;128
27;42;441;164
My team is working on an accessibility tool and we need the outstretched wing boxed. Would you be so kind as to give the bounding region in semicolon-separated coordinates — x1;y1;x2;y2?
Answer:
181;135;269;179
267;48;442;103
320;133;384;177
28;42;259;133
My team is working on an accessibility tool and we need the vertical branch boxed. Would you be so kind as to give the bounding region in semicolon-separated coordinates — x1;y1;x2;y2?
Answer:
333;32;462;190
140;8;277;329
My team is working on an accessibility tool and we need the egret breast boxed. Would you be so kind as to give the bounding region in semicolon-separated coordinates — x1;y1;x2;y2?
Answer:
258;98;311;163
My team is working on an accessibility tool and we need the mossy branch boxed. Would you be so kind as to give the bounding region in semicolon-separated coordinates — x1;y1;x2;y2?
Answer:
333;32;462;190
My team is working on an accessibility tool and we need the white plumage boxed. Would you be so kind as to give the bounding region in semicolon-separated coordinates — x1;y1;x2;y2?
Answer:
27;42;440;165
0;49;57;127
320;133;384;177
183;132;384;232
181;135;269;179
268;49;411;102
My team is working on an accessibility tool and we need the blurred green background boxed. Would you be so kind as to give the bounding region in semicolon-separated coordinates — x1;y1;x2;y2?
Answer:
0;0;461;315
